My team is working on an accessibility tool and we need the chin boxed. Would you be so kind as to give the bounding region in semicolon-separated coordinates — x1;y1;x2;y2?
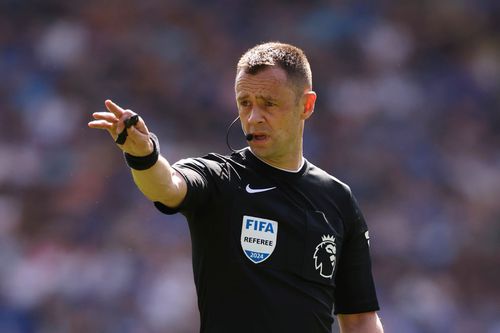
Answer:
249;145;269;157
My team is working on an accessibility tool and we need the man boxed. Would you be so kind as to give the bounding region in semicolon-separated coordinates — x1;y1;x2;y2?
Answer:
89;42;383;333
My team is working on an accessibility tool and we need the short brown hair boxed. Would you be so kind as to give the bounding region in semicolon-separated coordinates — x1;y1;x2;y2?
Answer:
237;42;313;94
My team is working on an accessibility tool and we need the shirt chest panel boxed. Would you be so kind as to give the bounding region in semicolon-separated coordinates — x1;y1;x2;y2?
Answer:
218;172;345;286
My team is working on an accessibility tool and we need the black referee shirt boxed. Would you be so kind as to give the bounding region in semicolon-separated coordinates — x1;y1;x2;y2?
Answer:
155;148;379;333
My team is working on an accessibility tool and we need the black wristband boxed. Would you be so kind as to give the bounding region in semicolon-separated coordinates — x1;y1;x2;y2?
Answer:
124;132;160;170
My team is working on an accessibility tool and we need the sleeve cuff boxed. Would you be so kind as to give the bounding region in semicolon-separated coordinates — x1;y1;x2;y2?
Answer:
153;201;181;215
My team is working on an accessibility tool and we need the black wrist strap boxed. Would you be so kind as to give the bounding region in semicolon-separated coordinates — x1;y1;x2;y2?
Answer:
124;132;160;170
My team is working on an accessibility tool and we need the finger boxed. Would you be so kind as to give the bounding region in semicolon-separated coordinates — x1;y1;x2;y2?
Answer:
134;116;149;134
92;112;119;123
105;99;125;117
88;119;116;130
115;112;137;135
123;115;149;137
127;122;149;139
124;125;154;154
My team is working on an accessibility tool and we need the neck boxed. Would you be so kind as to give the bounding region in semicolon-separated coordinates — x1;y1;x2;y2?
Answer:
249;148;304;172
249;122;306;171
250;135;304;171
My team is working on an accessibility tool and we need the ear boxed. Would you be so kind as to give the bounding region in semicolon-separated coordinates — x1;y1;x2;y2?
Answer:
300;91;317;120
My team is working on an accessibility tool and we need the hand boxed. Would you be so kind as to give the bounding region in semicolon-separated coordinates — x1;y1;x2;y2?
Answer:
88;100;153;156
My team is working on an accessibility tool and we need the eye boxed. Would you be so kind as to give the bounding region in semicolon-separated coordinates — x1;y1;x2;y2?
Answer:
239;100;251;107
264;100;276;107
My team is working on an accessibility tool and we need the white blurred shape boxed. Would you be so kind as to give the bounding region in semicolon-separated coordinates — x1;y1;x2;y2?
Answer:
373;74;422;117
394;275;456;331
139;259;198;331
25;94;81;145
328;73;421;118
58;250;134;300
2;247;61;308
329;78;377;117
369;208;413;256
362;22;414;69
37;20;89;68
0;145;41;186
449;155;500;206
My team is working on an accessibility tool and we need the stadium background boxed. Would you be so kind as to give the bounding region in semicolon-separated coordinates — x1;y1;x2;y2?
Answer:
0;1;499;332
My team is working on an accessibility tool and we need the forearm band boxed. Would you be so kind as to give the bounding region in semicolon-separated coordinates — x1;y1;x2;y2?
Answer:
124;132;160;170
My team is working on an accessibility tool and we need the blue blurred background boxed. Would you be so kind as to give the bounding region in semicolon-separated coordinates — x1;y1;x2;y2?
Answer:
1;0;499;332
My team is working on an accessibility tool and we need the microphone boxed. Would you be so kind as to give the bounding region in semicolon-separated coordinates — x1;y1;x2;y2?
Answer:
226;116;252;153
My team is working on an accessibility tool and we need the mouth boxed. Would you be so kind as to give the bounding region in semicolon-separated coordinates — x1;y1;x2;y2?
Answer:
252;134;268;141
247;130;270;142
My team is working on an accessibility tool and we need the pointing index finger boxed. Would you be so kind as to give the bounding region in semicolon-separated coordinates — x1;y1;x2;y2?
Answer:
105;99;124;117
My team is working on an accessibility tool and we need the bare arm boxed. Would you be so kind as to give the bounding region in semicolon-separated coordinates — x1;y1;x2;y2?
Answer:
88;99;186;208
337;312;383;333
130;155;186;207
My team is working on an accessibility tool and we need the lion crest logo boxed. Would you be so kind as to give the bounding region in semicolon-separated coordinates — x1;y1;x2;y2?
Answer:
313;235;337;278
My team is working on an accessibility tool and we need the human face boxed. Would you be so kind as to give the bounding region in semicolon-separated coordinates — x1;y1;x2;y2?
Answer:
235;67;315;169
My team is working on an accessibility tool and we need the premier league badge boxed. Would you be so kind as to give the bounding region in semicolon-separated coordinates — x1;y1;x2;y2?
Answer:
241;215;278;264
313;235;337;278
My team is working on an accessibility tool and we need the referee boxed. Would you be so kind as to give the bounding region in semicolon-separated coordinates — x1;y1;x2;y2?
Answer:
89;42;383;333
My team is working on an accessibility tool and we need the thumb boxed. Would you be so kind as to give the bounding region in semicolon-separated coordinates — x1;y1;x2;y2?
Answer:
127;121;150;141
131;115;149;135
115;113;139;136
123;124;154;156
124;116;150;144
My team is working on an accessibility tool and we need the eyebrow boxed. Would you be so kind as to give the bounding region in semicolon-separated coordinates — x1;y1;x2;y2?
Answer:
261;95;278;101
237;94;277;102
237;94;250;101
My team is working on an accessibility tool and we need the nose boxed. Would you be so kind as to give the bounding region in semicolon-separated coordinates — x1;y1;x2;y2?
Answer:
247;106;265;125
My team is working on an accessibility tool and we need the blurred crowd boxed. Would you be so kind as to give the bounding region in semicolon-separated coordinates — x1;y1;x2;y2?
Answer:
1;0;499;332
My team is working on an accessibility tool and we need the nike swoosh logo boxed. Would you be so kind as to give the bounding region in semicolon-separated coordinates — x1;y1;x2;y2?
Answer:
245;184;276;194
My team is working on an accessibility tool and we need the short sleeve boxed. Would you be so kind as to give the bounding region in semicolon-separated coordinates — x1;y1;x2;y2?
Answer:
154;157;218;215
334;191;380;314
